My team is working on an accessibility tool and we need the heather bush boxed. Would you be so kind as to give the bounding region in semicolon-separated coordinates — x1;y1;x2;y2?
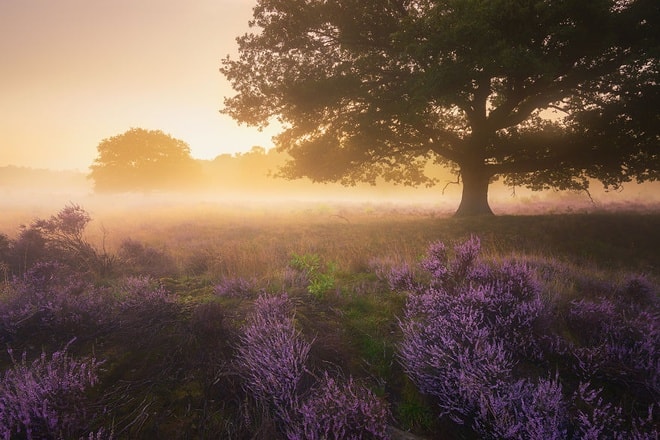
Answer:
294;372;389;440
0;262;115;341
237;293;389;439
117;275;173;308
2;205;116;278
0;234;11;276
0;267;179;349
236;293;311;425
399;239;545;425
27;204;114;278
566;296;659;401
400;295;517;423
8;227;47;276
473;376;568;440
214;276;256;298
385;263;416;292
0;341;102;440
398;237;659;438
109;276;181;342
570;381;659;439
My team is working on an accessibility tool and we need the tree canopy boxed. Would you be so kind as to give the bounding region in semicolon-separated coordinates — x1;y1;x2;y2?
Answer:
89;128;201;193
220;0;659;216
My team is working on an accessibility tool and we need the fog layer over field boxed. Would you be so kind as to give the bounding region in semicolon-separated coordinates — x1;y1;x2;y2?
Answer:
1;166;659;235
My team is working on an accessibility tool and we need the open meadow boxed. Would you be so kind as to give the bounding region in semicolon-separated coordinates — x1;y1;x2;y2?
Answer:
2;0;659;437
0;200;658;439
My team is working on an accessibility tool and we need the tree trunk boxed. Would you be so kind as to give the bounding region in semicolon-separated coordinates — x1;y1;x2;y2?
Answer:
454;165;494;217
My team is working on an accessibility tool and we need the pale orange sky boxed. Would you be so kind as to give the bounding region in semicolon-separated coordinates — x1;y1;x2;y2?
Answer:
0;0;278;171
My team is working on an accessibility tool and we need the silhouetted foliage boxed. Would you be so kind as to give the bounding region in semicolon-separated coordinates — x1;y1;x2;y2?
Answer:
4;205;114;278
221;0;659;216
89;128;202;193
9;227;47;276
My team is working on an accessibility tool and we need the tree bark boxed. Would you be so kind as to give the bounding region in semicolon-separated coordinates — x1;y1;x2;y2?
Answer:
454;165;494;217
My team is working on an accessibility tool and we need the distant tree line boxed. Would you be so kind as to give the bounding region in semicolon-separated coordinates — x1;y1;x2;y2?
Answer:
87;128;455;195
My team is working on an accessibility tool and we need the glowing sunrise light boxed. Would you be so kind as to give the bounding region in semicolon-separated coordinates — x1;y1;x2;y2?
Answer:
0;0;274;171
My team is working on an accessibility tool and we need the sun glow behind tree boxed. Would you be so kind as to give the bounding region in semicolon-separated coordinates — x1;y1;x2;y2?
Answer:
221;0;659;216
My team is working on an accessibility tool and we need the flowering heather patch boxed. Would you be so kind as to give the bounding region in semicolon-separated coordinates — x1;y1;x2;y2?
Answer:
567;296;659;399
386;263;417;292
0;268;180;348
449;235;481;282
368;257;416;292
399;291;517;423
398;237;659;438
236;293;310;424
0;341;102;440
237;293;390;439
472;376;569;439
0;262;114;339
213;276;256;298
116;275;175;314
570;381;659;439
294;372;389;440
419;240;449;283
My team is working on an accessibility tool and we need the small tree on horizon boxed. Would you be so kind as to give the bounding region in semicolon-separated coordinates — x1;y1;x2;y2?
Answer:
89;128;201;193
220;0;658;216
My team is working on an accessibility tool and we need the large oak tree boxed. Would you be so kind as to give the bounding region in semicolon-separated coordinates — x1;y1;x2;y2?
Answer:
221;0;658;216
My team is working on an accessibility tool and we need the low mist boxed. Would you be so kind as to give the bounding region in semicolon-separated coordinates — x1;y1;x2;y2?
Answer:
2;165;659;238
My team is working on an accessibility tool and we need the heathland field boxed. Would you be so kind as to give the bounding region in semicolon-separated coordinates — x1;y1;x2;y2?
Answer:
0;202;658;439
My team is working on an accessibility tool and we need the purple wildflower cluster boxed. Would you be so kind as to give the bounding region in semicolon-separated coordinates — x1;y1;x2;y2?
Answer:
398;237;659;438
0;341;102;440
566;296;659;394
214;276;256;298
571;381;657;439
117;275;173;308
236;293;389;439
236;293;309;425
472;376;568;439
297;372;389;440
0;265;175;347
0;262;113;339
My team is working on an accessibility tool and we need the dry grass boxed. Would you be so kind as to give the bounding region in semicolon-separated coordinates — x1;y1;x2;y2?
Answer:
1;200;658;438
67;202;659;279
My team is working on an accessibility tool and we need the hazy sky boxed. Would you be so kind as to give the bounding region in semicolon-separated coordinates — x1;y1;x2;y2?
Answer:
0;0;279;171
